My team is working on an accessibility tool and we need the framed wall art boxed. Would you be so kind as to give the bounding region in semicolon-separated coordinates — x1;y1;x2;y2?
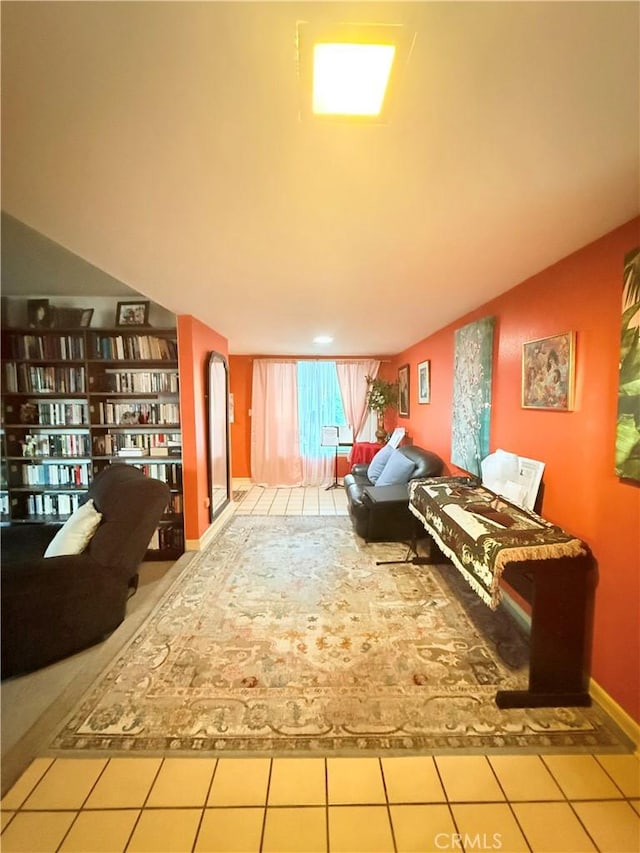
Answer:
116;300;150;327
27;298;53;329
616;247;640;481
398;364;410;417
418;360;431;403
521;332;575;411
451;316;495;477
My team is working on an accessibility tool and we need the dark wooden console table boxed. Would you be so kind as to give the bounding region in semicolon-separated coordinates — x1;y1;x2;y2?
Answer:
409;477;594;709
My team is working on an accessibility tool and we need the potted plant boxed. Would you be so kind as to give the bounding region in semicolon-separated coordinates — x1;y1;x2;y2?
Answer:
365;375;398;442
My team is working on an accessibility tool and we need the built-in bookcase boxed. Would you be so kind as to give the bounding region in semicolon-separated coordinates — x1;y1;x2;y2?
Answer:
1;327;184;559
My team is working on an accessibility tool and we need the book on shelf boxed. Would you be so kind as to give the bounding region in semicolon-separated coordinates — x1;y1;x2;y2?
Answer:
117;448;148;457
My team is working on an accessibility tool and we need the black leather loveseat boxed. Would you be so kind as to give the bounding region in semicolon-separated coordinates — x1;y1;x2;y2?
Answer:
344;445;444;541
1;464;170;679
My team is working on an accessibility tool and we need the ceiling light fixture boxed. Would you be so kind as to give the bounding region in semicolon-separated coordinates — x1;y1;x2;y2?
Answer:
313;335;334;344
297;22;415;123
313;43;396;116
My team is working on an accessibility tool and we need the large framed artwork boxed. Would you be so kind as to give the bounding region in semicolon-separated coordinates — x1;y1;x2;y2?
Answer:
398;364;410;417
521;332;575;411
451;316;495;477
616;247;640;481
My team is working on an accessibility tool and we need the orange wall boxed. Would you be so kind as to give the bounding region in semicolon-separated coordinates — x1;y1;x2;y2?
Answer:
388;218;640;722
229;355;253;479
177;315;228;542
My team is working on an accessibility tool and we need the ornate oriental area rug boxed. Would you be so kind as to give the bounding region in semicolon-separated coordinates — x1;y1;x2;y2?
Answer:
50;516;627;756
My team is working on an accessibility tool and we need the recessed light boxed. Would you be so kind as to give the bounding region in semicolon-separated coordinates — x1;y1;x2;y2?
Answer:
313;43;396;116
296;22;415;124
313;335;334;344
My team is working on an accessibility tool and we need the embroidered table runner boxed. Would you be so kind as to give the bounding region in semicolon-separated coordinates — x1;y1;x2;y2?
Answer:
409;477;588;609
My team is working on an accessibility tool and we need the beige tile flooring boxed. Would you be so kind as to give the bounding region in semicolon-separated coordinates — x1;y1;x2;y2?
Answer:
2;487;639;852
1;754;639;852
234;486;349;517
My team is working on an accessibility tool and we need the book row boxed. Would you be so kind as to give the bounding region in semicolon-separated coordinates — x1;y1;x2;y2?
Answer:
99;370;179;394
25;492;82;518
148;523;185;552
95;432;181;455
5;400;89;427
95;401;180;426
91;335;178;361
17;462;90;487
15;433;92;459
5;333;86;361
4;364;86;394
130;462;182;487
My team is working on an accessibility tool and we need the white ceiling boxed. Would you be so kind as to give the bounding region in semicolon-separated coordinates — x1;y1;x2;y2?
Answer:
2;1;638;355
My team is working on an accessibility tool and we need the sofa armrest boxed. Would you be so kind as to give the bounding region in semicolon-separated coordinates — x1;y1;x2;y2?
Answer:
0;523;61;563
350;463;370;478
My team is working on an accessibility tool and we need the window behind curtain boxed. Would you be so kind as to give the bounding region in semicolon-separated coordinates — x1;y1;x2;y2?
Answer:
297;361;347;462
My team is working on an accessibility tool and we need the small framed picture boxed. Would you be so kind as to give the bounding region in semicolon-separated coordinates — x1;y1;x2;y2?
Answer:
398;363;410;417
522;332;576;410
80;308;94;328
417;360;431;404
27;299;53;328
116;301;150;327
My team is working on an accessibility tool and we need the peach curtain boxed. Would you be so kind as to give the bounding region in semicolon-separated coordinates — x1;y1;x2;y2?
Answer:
336;360;380;440
250;359;303;486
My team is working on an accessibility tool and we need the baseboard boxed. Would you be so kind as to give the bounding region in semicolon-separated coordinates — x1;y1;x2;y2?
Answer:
589;678;639;752
185;502;236;551
500;591;639;751
232;477;252;491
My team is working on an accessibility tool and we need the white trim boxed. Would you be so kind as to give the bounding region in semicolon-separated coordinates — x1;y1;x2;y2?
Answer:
589;678;639;752
185;502;236;551
232;477;252;491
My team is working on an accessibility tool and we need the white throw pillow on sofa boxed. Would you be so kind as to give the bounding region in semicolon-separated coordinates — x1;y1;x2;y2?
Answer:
44;499;103;558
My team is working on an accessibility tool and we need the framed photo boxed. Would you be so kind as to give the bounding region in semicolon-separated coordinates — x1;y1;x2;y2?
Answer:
80;308;94;328
116;300;150;327
398;363;410;417
27;299;53;329
418;360;431;404
52;307;93;328
522;332;576;410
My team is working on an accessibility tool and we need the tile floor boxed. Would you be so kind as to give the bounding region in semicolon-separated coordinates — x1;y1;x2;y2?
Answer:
1;753;639;852
234;486;349;517
2;487;639;852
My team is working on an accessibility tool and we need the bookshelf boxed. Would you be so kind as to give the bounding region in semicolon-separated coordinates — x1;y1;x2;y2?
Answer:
1;326;184;559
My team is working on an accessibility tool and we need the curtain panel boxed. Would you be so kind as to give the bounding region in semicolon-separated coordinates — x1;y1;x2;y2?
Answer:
336;359;380;441
250;360;302;486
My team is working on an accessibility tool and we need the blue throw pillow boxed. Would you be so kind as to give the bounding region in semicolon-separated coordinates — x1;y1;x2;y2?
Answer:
376;450;416;486
367;443;395;483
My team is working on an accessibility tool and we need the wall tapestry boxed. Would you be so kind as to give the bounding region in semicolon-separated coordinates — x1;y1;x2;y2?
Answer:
451;316;495;477
616;247;640;482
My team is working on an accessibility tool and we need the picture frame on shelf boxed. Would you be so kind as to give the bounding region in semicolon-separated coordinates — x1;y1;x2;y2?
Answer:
398;363;410;417
521;331;576;411
116;300;150;327
80;308;94;328
27;299;53;329
418;360;431;404
52;307;93;328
